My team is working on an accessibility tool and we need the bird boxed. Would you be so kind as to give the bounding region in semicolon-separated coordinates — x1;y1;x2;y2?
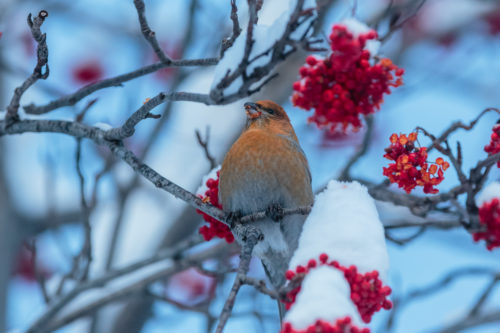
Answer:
219;100;313;293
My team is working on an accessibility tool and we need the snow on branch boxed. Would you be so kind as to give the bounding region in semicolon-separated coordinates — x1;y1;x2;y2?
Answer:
283;181;392;331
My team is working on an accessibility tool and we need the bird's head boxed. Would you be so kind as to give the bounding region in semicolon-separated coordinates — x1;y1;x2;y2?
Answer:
243;100;292;132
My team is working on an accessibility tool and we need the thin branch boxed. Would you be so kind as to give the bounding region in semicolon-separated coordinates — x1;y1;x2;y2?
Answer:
104;92;166;140
146;290;212;315
75;138;92;281
428;108;500;153
215;226;262;333
28;240;50;304
416;127;467;184
467;276;500;318
25;233;206;333
379;0;427;42
23;70;216;115
437;309;500;333
31;242;228;333
385;226;427;245
221;0;242;56
339;115;374;180
385;267;499;331
5;10;49;124
240;276;278;300
384;219;462;230
195;127;217;169
133;0;171;63
210;0;316;104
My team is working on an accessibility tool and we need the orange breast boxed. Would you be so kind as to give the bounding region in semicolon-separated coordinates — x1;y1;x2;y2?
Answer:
219;129;313;214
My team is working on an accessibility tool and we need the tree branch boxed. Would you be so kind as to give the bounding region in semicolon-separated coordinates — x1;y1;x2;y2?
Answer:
195;127;217;170
30;241;228;333
25;233;206;333
215;225;262;333
5;10;49;124
133;0;171;63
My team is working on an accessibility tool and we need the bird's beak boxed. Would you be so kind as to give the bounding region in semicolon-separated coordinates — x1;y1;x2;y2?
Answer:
244;102;261;119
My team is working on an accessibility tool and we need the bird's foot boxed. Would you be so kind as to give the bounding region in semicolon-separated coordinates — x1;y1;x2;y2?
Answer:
266;203;284;222
226;210;243;229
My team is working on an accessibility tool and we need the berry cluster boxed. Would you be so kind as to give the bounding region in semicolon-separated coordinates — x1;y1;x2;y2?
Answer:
473;198;500;250
281;317;370;333
292;24;404;132
383;132;449;194
196;171;234;243
484;124;500;168
284;253;392;324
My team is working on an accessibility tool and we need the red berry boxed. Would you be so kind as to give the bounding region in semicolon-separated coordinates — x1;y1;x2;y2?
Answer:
292;24;403;132
473;198;500;250
196;172;234;243
383;132;447;194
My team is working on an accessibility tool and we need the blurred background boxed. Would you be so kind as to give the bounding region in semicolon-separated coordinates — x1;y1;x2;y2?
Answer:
0;0;499;332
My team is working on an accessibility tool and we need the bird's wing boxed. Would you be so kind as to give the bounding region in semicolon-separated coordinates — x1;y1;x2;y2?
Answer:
277;134;312;184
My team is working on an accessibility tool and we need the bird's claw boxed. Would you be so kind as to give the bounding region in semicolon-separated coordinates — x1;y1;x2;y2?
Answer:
266;203;284;222
226;211;242;229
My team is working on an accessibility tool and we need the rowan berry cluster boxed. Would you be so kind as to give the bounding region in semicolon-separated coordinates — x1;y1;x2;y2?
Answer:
281;317;370;333
473;198;500;250
292;24;404;132
383;132;449;194
284;253;392;324
484;124;500;168
196;171;234;243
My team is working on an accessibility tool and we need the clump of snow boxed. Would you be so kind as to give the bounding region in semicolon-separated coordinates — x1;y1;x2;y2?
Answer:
92;122;113;130
341;18;381;55
284;266;361;330
477;181;500;206
341;18;371;37
289;180;389;281
195;166;221;196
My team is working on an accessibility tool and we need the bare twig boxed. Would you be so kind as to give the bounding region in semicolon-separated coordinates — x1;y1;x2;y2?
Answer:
75;139;92;281
437;309;500;333
195;127;217;169
25;233;206;333
27;240;50;304
385;267;499;331
5;10;49;124
30;241;228;333
215;226;262;333
379;0;428;42
146;290;213;315
240;276;278;300
467;275;500;318
428;108;500;153
24;82;215;115
385;226;427;245
104;92;166;140
210;0;316;104
133;0;171;63
221;0;242;56
339;115;374;180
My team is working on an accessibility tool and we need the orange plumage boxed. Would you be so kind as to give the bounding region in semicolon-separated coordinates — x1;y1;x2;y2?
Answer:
219;100;313;290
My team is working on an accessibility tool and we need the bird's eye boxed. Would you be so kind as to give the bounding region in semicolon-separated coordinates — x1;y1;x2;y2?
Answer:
266;108;274;115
